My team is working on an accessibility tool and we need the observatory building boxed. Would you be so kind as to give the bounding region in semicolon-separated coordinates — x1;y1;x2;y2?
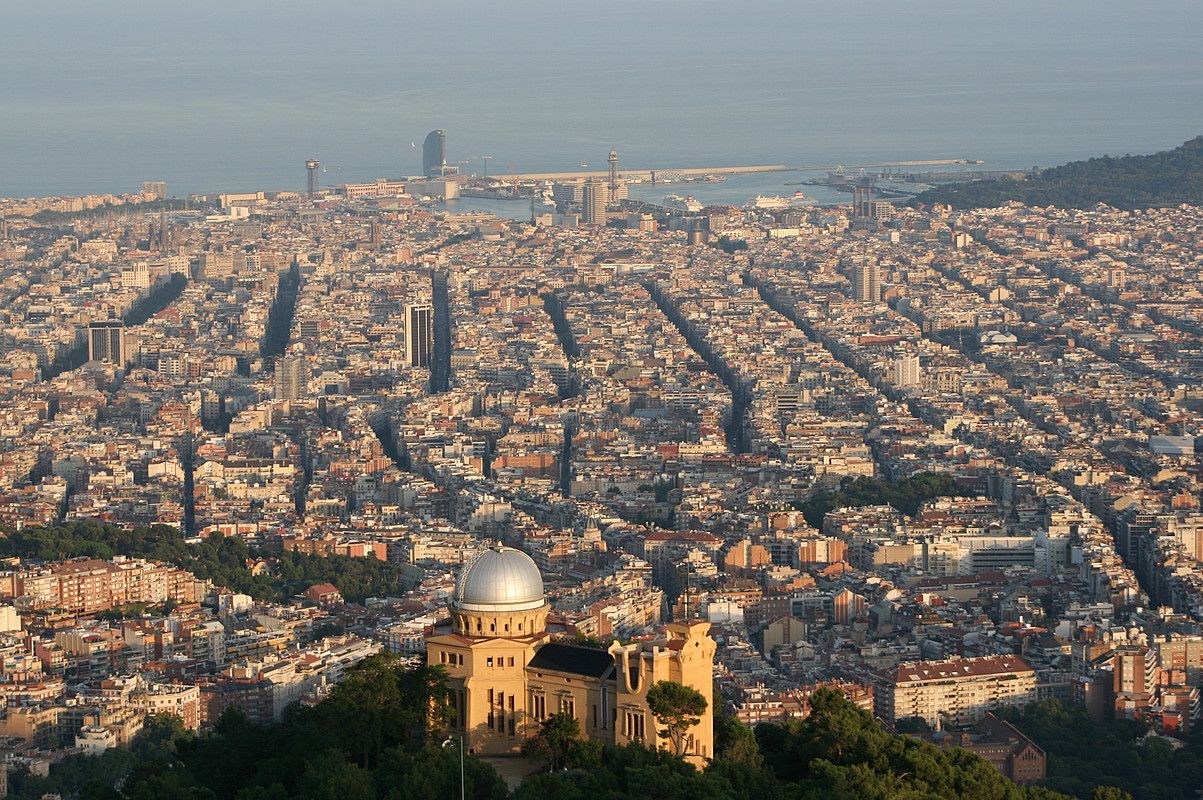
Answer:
426;546;715;761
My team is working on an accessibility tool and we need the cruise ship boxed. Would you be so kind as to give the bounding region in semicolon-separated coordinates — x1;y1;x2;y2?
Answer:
662;194;704;212
747;191;814;210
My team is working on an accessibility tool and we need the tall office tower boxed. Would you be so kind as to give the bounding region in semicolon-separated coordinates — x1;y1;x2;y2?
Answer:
306;159;321;198
406;303;434;368
893;353;920;387
852;184;874;219
581;179;609;226
423;130;447;177
273;355;309;401
853;259;881;302
87;320;126;364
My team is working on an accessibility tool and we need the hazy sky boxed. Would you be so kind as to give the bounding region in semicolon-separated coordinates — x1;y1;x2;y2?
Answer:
3;0;1202;195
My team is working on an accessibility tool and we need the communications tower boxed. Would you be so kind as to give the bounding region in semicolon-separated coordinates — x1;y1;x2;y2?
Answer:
306;159;321;199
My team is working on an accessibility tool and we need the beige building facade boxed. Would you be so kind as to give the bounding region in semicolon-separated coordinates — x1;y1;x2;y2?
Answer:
879;655;1037;727
427;546;715;762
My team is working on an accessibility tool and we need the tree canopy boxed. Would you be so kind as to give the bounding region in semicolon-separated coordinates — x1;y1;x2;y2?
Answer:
7;664;1081;800
998;699;1203;800
523;712;595;772
715;236;749;254
912;135;1203;210
646;680;708;756
7;655;503;800
516;687;1066;800
794;471;962;529
0;520;409;603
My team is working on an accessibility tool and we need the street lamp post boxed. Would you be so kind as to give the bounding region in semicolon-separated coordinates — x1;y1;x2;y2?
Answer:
442;735;465;800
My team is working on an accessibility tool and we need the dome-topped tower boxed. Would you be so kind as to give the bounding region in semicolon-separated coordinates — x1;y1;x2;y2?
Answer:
451;546;548;638
454;546;544;611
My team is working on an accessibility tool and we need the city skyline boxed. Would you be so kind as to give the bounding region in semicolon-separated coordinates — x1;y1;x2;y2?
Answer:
1;3;1202;799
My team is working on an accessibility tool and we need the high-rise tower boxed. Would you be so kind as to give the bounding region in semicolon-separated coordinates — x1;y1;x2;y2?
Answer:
853;259;881;303
406;303;434;368
608;149;619;192
87;320;125;364
274;355;309;401
893;353;920;387
306;159;321;199
582;179;609;226
423;130;447;177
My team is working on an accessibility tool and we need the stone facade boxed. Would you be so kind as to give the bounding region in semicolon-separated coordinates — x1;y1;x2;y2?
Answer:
427;547;715;762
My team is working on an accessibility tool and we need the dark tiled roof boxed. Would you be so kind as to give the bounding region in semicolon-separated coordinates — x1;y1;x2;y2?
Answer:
529;643;616;679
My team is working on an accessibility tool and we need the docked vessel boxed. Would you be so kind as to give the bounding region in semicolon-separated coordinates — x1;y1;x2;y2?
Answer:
747;191;815;210
662;194;704;212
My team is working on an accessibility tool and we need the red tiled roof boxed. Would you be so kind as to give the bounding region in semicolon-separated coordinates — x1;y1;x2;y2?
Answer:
890;655;1033;684
643;531;722;544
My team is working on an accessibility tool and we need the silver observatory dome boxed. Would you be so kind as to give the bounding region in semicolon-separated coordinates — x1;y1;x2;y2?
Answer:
452;546;545;612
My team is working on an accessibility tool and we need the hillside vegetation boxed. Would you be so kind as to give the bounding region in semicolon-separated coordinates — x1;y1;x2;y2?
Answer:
913;136;1203;210
0;521;408;603
6;660;1072;800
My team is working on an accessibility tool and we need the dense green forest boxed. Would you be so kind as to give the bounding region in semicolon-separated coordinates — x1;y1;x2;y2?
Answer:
0;521;409;603
6;657;1072;800
1000;700;1203;800
912;135;1203;209
794;472;962;529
